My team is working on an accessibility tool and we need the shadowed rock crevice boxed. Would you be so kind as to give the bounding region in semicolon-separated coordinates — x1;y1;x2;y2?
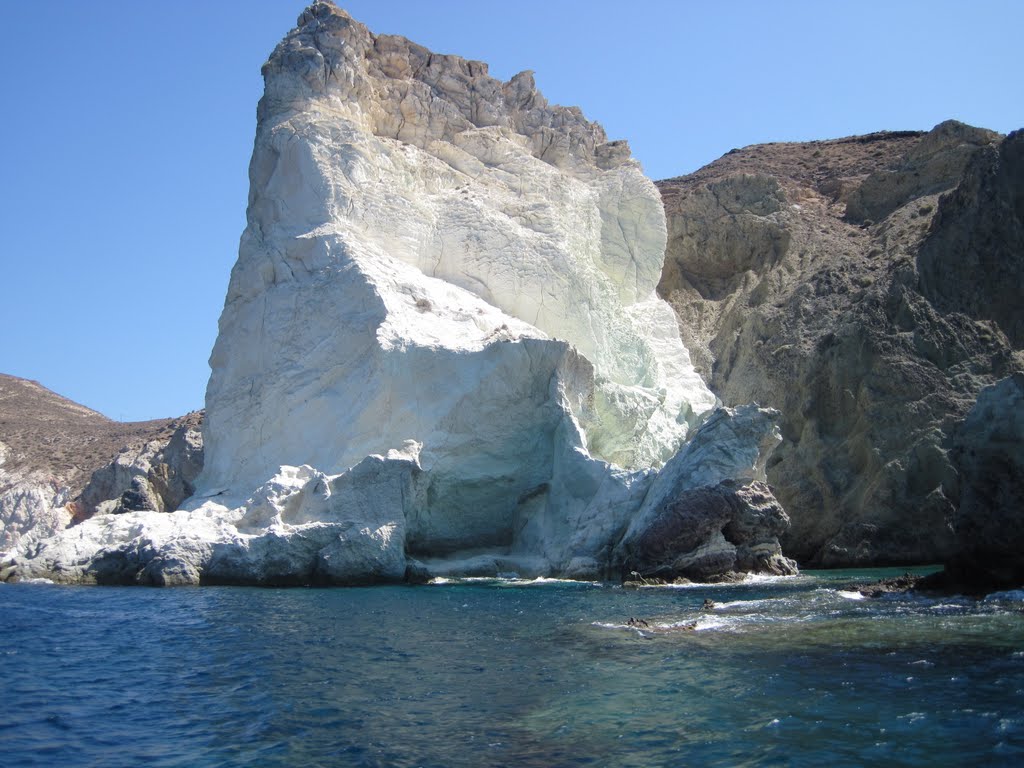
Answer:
945;373;1024;591
918;129;1024;348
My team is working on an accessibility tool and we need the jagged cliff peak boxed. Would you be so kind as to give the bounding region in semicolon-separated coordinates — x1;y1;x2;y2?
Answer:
259;1;623;174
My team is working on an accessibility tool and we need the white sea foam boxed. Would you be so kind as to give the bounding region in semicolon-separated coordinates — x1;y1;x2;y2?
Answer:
741;572;802;585
590;621;652;636
837;590;867;600
519;577;602;587
715;597;790;610
897;712;928;724
429;575;601;588
594;614;746;634
629;572;802;590
985;589;1024;602
930;602;972;612
691;615;734;632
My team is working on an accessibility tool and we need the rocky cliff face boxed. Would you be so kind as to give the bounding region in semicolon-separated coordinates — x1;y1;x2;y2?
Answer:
918;130;1024;348
4;2;792;586
77;414;203;518
196;0;728;579
657;122;1023;567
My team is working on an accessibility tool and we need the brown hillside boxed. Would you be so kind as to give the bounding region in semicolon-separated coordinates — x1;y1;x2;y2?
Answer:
0;373;200;497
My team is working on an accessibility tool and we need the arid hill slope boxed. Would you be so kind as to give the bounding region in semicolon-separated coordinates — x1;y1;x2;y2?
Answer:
0;374;201;551
0;374;192;488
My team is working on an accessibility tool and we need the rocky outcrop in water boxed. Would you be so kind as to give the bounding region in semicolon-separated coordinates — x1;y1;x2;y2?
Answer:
3;3;790;586
657;121;1023;568
614;405;796;580
618;479;794;581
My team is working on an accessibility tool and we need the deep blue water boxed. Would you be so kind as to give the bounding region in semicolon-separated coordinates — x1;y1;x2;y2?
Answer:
2;569;1023;767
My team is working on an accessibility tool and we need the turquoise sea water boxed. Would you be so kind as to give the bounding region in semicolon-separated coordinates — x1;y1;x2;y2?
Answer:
2;568;1023;767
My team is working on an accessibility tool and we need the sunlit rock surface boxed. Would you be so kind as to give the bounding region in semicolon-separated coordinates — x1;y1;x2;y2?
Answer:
200;1;715;498
4;3;788;585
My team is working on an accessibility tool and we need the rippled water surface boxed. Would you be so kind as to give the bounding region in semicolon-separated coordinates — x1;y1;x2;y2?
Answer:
3;568;1024;766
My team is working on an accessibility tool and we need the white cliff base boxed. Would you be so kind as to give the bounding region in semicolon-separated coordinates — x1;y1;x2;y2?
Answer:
3;3;795;585
0;443;73;559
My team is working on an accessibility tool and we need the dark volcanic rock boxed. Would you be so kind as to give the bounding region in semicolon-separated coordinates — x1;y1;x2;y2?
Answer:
621;479;797;581
845;121;1000;224
945;374;1024;591
657;121;1023;567
918;129;1024;348
854;571;942;597
79;415;204;516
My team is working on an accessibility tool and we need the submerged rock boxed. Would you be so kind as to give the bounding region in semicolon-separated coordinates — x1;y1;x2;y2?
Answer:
854;572;935;598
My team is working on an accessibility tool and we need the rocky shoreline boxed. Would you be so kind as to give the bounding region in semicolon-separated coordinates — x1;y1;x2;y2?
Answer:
2;3;1021;595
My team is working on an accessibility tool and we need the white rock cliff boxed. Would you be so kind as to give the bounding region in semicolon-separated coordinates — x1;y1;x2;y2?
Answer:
5;3;793;585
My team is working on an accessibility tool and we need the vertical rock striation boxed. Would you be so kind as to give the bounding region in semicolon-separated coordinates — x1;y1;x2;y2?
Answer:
202;1;715;498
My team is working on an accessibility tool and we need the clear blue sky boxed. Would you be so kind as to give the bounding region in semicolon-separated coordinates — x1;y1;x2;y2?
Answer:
1;1;1021;421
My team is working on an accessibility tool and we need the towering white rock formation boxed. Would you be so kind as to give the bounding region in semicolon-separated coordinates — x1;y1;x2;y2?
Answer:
196;0;721;566
4;3;793;585
201;2;714;497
